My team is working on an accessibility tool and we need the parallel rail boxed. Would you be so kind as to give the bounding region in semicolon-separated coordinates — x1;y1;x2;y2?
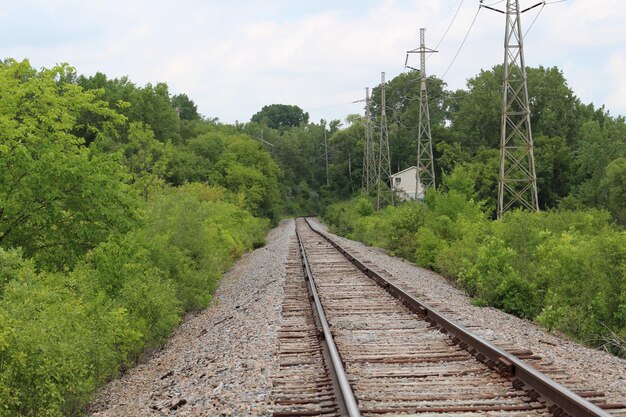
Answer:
273;217;621;417
303;217;613;417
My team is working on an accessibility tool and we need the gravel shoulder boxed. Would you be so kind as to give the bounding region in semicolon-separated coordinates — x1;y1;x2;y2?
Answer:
308;217;626;405
88;219;294;417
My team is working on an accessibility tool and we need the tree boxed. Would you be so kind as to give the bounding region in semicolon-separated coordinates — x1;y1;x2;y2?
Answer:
0;60;140;270
77;74;181;143
250;104;309;129
534;135;574;209
369;72;448;172
171;93;200;121
327;117;364;198
599;157;626;225
123;123;171;200
574;118;626;206
448;65;583;153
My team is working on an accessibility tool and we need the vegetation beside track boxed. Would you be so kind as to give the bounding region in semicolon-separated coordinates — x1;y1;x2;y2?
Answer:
323;192;626;358
0;60;274;417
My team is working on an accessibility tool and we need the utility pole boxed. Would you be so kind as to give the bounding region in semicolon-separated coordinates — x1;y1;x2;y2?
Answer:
362;87;377;194
485;0;540;218
377;72;394;209
406;28;437;200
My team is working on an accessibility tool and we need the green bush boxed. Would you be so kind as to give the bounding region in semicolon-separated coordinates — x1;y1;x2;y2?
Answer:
460;238;540;318
535;230;625;355
434;217;489;279
0;254;139;417
0;183;271;416
324;194;374;237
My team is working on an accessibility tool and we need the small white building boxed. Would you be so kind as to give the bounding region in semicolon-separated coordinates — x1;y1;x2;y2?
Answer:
390;166;425;201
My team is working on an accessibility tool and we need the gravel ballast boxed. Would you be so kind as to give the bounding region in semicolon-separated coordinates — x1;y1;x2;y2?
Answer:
89;218;625;416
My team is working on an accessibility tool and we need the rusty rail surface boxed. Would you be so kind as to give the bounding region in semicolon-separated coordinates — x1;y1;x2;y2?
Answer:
300;217;618;417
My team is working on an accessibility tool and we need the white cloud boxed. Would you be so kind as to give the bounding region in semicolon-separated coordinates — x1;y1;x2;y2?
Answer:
2;0;626;121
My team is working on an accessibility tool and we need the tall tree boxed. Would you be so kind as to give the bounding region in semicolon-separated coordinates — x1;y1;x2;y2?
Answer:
0;60;140;269
171;93;200;121
251;104;309;129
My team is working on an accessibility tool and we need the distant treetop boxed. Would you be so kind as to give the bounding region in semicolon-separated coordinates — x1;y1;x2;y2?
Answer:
251;104;309;129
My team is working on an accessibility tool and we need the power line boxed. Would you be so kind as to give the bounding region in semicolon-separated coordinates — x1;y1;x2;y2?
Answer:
441;4;482;80
433;0;466;52
523;2;545;38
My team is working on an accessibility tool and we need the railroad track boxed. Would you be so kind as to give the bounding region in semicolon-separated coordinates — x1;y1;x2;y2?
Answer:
271;218;626;417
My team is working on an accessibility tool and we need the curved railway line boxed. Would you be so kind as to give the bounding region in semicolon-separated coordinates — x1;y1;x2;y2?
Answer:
272;218;626;417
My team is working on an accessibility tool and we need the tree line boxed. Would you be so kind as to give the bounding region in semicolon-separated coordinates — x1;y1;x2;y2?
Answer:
248;66;624;225
0;59;280;416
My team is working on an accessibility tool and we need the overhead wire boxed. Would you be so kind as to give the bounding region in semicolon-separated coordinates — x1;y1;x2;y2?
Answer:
523;2;546;38
441;4;482;80
433;0;466;52
309;0;563;124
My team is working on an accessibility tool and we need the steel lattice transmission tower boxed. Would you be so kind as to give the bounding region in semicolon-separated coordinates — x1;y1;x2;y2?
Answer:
377;72;394;209
497;0;539;218
362;87;377;194
406;28;437;199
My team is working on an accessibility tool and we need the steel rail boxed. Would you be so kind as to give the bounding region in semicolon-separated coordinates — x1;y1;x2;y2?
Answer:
294;221;362;417
303;217;614;417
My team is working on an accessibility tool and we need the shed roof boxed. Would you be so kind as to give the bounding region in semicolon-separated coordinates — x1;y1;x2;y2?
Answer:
391;166;417;177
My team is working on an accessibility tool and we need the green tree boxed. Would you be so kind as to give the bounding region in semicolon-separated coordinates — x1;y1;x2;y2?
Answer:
599;157;626;225
123;122;171;200
171;93;200;121
251;104;309;129
574;118;626;206
77;74;181;143
449;65;583;153
534;135;574;209
0;60;139;270
370;72;448;172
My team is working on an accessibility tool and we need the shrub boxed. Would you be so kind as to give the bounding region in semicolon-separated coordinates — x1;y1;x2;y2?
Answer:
0;258;139;417
536;230;626;356
460;237;540;318
0;182;271;416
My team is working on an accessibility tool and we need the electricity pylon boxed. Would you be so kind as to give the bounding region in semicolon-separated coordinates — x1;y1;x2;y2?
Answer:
406;28;437;200
362;87;377;194
496;0;539;218
377;72;393;209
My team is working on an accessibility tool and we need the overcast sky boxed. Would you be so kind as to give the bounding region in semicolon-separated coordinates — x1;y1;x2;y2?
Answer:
2;0;625;124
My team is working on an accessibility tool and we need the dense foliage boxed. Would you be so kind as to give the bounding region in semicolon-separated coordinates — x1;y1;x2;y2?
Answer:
0;60;275;416
0;185;268;416
323;193;625;357
254;65;625;224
